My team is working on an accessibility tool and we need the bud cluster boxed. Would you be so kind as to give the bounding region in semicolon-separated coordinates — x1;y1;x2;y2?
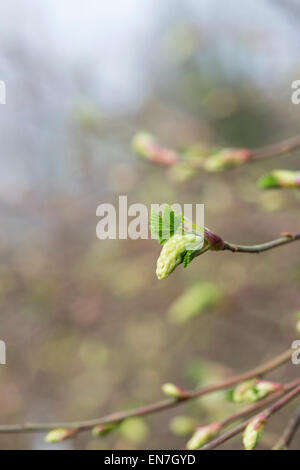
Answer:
230;379;281;404
258;170;300;189
204;148;252;172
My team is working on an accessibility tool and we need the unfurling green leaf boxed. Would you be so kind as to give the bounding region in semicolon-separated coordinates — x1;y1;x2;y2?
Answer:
156;232;204;279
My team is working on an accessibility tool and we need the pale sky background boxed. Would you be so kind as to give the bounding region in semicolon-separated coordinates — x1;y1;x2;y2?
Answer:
0;0;300;198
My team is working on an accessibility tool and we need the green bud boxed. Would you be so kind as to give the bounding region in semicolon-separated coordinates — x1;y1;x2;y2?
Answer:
45;428;77;443
132;132;178;166
119;418;149;445
258;170;300;189
181;143;210;162
169;416;197;436
251;380;281;402
232;380;257;403
132;132;154;158
168;282;223;324
186;422;222;450
161;382;186;398
243;414;267;450
232;379;281;403
168;162;197;182
156;233;205;279
204;148;251;172
92;423;118;437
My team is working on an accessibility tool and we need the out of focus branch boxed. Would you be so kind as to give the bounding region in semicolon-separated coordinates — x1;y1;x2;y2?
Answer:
132;132;300;173
0;348;293;441
202;382;300;450
186;379;300;450
273;404;300;450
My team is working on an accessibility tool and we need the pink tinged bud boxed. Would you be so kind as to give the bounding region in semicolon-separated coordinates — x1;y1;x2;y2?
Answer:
232;380;281;403
45;428;77;443
132;132;154;157
258;170;300;189
254;380;282;399
161;383;188;398
204;148;251;172
169;416;197;436
132;132;178;166
92;423;118;437
243;413;268;450
204;228;225;250
232;379;257;403
186;422;222;450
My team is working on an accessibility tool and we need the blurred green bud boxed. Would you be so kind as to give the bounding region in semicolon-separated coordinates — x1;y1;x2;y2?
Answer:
231;380;257;403
186;422;222;450
169;416;197;436
132;132;178;166
204;148;251;172
92;423;118;438
181;143;211;162
132;132;154;157
161;382;187;398
258;170;300;189
156;233;205;279
231;379;281;403
168;282;223;324
251;380;282;402
119;418;149;445
168;162;197;183
243;414;267;450
45;428;77;443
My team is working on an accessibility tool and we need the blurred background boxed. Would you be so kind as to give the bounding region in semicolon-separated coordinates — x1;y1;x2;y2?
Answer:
0;0;300;450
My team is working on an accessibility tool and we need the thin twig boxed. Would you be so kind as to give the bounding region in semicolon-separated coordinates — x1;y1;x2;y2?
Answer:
136;134;300;168
0;349;293;435
221;381;298;428
223;232;300;254
273;405;300;450
251;135;300;161
202;382;300;450
187;379;300;450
